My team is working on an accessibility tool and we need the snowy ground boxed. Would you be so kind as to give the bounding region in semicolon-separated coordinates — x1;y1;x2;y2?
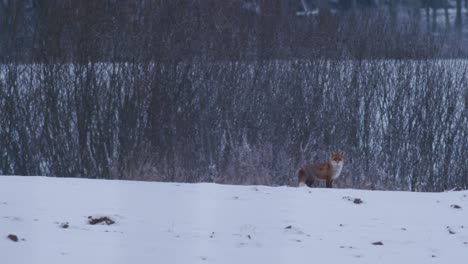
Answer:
1;176;467;264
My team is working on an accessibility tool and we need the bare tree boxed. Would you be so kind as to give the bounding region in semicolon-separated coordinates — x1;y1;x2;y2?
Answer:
456;0;463;30
444;0;451;30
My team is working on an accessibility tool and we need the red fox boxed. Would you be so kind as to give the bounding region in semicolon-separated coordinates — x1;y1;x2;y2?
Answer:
298;151;344;188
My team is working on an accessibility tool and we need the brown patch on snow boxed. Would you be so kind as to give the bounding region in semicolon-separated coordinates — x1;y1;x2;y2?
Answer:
7;234;18;242
88;216;115;225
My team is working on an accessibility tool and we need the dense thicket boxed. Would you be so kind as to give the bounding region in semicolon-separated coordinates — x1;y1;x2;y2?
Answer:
0;61;466;191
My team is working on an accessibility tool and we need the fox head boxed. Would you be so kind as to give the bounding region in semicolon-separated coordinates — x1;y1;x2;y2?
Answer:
331;151;345;165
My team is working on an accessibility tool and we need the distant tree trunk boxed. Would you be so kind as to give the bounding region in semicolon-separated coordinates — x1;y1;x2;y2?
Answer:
466;0;468;17
281;0;290;17
411;0;421;30
351;0;357;10
432;5;438;32
389;0;399;27
456;0;463;30
444;1;450;30
426;3;431;31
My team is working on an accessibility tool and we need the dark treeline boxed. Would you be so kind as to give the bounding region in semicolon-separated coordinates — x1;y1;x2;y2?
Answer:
0;0;467;191
1;0;468;62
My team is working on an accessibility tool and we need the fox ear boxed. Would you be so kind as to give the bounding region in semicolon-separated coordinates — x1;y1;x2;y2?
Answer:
340;151;345;156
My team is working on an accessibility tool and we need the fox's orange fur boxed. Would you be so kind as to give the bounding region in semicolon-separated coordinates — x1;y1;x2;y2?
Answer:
298;151;344;188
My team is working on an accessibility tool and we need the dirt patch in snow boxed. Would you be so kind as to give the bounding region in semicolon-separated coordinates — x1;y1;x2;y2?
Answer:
7;234;18;242
343;196;364;204
446;226;456;234
88;216;115;225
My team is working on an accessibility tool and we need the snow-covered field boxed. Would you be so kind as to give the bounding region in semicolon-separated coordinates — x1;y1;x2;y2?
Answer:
1;176;467;264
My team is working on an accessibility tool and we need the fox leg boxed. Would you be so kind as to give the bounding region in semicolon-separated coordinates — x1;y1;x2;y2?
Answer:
326;178;333;188
305;177;315;187
298;169;306;187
